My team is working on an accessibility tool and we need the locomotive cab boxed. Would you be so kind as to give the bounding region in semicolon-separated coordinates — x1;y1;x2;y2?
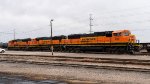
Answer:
112;30;136;43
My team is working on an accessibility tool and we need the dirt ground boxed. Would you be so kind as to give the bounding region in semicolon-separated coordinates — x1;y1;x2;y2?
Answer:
0;61;150;83
0;51;150;84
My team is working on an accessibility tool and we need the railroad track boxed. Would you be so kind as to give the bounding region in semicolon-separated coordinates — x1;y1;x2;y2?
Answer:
1;54;150;65
0;54;150;72
85;51;150;55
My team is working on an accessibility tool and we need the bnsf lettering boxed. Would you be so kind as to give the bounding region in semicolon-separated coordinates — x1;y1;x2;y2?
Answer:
81;38;96;42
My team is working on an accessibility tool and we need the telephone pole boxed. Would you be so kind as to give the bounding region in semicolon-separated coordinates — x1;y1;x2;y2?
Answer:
50;19;54;55
89;14;93;33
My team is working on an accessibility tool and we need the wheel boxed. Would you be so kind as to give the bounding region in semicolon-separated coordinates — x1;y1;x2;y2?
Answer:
129;50;134;55
1;50;5;53
147;49;150;53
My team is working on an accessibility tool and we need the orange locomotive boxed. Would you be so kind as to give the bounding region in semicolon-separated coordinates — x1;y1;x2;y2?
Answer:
8;30;139;54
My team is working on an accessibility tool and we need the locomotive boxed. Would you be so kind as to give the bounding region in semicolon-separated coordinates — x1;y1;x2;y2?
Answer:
8;30;140;54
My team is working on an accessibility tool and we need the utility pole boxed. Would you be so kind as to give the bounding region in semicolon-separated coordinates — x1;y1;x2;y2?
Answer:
50;19;54;55
89;14;93;33
14;29;16;40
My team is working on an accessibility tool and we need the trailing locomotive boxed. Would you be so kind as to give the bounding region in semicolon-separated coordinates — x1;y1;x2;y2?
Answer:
8;30;140;54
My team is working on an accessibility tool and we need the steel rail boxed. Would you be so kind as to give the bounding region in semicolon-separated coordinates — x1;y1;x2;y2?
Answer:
0;59;150;73
0;54;150;65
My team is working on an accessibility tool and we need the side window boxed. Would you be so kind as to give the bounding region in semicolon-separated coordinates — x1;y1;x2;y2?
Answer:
113;33;118;36
118;33;121;36
124;32;129;36
113;33;121;36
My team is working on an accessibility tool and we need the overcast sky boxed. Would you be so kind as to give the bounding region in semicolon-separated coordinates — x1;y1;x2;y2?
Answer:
0;0;150;42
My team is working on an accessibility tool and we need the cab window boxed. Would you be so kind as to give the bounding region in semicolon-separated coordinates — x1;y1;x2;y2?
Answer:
113;32;121;36
124;32;129;36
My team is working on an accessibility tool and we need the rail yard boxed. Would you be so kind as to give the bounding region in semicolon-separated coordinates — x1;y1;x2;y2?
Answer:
1;0;150;84
0;29;150;83
0;51;150;83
